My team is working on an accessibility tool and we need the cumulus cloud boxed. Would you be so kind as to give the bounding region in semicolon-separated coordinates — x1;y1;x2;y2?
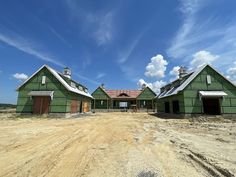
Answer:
137;79;166;94
169;66;181;81
144;54;168;78
227;61;236;83
190;50;219;68
13;73;28;81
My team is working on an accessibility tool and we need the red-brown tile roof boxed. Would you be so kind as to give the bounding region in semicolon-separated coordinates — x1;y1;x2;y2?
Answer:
105;89;142;98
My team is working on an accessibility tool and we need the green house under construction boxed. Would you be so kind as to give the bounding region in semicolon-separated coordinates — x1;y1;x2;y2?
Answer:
16;65;93;117
157;64;236;117
91;86;156;111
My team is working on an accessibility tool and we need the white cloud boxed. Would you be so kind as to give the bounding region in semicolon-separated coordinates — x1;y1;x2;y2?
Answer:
96;72;106;79
144;54;168;78
170;66;180;76
118;31;145;64
190;50;219;68
13;73;28;81
64;0;114;46
137;79;166;94
74;73;100;86
93;12;113;46
48;26;71;47
82;57;91;70
169;66;180;81
0;32;65;67
167;0;236;72
227;61;236;83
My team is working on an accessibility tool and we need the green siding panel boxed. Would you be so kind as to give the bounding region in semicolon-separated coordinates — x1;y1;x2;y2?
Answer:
157;65;236;115
92;87;109;99
16;67;92;114
137;87;156;100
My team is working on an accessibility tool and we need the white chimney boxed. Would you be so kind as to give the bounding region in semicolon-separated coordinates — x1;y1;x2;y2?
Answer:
142;83;147;90
178;66;187;79
101;83;105;89
63;67;71;79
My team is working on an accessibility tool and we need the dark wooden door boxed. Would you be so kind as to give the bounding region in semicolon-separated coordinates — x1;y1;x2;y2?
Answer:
71;100;78;113
41;97;50;114
33;96;50;114
33;97;42;114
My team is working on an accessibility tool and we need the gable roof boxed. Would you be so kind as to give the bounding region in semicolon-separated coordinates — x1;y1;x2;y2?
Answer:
17;65;93;98
158;64;236;99
137;86;157;98
92;86;111;98
96;86;156;99
105;89;142;98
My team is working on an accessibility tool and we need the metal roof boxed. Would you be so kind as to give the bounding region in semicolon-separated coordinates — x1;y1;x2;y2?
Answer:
17;65;93;99
105;89;142;98
158;64;236;99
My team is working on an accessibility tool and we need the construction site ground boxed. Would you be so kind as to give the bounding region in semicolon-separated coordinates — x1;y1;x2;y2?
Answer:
0;112;235;177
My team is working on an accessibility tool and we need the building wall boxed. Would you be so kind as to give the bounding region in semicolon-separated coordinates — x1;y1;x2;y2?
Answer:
91;87;110;109
157;93;185;113
183;65;236;115
67;92;92;112
137;87;156;109
137;87;156;100
16;67;91;114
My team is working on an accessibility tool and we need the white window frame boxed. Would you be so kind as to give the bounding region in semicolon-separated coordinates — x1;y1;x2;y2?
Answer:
206;75;211;85
42;76;46;84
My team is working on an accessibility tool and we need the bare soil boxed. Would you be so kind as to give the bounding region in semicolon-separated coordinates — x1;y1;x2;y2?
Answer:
0;112;235;177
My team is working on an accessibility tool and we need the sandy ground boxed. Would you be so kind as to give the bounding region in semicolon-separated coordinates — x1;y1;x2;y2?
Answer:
0;113;235;177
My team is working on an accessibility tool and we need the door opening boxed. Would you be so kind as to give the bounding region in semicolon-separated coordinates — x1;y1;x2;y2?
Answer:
202;98;221;115
164;102;170;113
33;96;50;114
172;100;180;114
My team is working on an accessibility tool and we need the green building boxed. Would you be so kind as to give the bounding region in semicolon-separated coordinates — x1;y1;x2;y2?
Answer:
157;64;236;117
16;65;93;117
92;86;156;111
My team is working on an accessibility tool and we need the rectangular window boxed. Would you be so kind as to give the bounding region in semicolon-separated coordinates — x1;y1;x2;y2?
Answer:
206;75;211;84
42;76;46;84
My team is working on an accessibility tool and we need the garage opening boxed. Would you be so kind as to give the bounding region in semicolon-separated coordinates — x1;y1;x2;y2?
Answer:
164;102;170;113
202;98;221;115
199;91;227;115
172;100;180;114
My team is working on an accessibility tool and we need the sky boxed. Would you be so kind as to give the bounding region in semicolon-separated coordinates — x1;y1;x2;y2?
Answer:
1;0;236;104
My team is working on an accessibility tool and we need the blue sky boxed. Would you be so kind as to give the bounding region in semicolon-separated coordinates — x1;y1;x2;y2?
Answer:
1;0;236;104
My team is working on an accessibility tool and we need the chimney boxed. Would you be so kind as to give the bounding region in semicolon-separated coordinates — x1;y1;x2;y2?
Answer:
142;83;147;90
101;83;105;89
63;67;71;79
178;66;187;79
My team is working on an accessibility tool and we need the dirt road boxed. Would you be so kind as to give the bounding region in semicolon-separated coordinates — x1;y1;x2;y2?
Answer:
0;113;235;177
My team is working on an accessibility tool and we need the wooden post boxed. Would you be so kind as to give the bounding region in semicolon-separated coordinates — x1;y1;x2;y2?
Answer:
107;99;109;111
152;99;154;112
94;98;96;112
